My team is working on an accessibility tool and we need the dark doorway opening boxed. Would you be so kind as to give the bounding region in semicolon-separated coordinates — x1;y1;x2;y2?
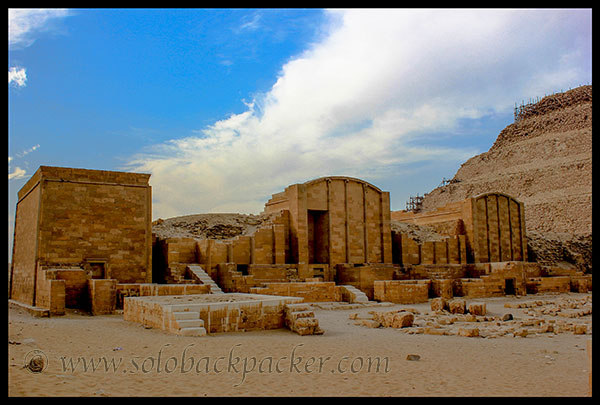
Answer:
237;264;249;276
89;262;106;279
308;210;329;264
504;278;516;295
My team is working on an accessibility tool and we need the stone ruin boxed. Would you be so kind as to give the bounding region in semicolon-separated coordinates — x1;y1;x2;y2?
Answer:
9;166;592;336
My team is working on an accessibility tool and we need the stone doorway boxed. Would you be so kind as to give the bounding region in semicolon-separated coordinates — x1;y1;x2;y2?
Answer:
504;278;516;295
308;209;329;264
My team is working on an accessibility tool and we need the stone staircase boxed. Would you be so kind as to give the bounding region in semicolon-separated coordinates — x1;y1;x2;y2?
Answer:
339;285;370;303
186;265;225;294
170;310;207;336
284;303;324;335
164;264;197;284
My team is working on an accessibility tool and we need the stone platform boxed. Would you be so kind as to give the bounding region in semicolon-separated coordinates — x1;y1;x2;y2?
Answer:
123;293;303;336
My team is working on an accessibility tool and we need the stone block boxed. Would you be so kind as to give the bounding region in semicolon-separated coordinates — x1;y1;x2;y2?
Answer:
359;319;382;328
448;298;466;314
468;302;486;316
458;327;480;337
391;312;414;328
431;297;447;312
88;279;117;315
424;327;448;336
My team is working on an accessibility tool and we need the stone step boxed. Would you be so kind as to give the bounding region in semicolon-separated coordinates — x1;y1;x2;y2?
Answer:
173;311;200;320
176;319;205;329
287;310;315;320
284;303;312;313
209;287;225;294
340;285;370;303
177;327;207;337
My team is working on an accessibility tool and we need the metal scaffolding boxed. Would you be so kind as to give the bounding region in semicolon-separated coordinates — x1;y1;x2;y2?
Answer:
405;194;423;212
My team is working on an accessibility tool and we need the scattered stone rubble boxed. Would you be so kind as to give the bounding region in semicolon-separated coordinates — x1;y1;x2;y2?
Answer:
352;294;592;338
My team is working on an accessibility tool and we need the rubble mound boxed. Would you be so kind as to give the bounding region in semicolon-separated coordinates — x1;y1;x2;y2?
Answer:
152;212;275;240
390;221;447;244
526;231;593;274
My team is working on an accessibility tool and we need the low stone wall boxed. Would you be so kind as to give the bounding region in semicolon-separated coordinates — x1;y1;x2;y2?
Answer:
336;264;396;300
454;277;505;298
373;280;430;304
116;283;211;309
249;281;342;302
526;276;571;294
570;275;592;293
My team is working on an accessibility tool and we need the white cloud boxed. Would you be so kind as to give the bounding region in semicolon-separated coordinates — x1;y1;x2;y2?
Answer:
9;143;41;161
9;9;70;89
8;167;27;180
8;67;27;87
238;12;262;32
126;9;592;219
8;8;70;49
8;144;40;181
17;143;40;158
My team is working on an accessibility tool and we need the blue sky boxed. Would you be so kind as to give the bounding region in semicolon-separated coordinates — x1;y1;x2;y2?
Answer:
8;8;592;255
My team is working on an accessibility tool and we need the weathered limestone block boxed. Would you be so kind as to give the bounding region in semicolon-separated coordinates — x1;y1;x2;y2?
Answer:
458;327;480;337
370;310;415;328
424;327;448;336
359;319;382;328
391;312;414;328
88;279;117;315
513;328;529;338
430;278;454;299
448;298;466;314
431;297;447;312
284;303;324;335
574;324;587;335
468;302;486;316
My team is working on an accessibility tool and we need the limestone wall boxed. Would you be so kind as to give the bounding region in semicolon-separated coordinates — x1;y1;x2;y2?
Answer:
250;281;342;302
10;176;42;305
10;166;153;309
264;177;392;268
391;192;527;266
373;280;430;304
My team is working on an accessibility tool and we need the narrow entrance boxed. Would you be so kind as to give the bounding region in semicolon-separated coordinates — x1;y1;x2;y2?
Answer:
308;209;329;264
504;278;516;295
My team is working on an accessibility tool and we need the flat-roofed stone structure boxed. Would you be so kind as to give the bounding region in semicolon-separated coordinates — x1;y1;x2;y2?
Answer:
9;166;152;309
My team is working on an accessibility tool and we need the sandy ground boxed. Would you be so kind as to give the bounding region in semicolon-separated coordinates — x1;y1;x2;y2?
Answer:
8;292;592;397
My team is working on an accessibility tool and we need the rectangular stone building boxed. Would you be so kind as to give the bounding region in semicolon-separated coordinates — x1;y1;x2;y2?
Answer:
9;166;152;308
